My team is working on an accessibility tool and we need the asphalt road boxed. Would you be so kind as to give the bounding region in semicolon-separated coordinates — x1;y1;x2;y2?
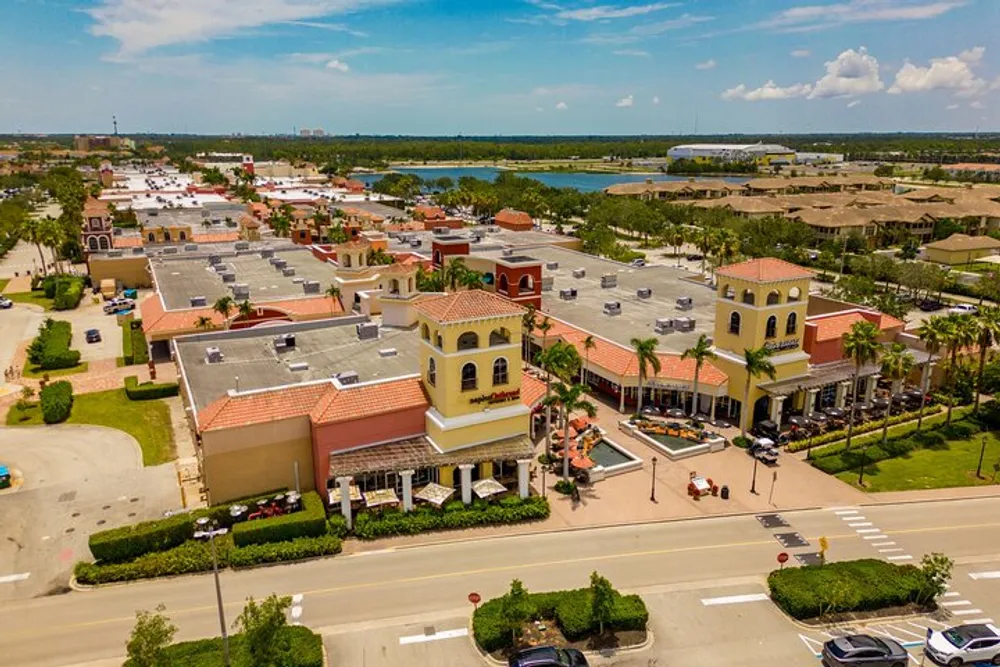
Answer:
5;496;1000;667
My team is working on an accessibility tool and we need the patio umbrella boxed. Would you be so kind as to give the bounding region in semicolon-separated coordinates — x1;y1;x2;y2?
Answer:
787;415;812;428
808;412;828;423
571;456;596;469
414;482;454;506
823;407;845;418
471;478;507;499
327;484;362;507
569;416;591;432
852;402;873;412
904;389;925;402
364;488;399;508
872;398;890;410
665;408;686;419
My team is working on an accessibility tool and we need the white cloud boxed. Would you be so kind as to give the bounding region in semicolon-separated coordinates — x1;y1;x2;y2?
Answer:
790;49;811;58
326;59;350;72
555;101;568;110
555;2;678;21
695;59;717;70
535;106;545;112
970;100;986;109
616;94;635;107
761;0;965;33
652;95;660;105
88;0;401;55
847;99;861;108
808;47;883;98
888;46;988;96
283;21;368;38
613;49;651;57
721;80;813;101
632;13;714;35
946;103;960;110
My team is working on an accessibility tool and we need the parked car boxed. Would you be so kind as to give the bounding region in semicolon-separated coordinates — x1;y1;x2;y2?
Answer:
508;646;589;667
685;253;704;261
822;634;907;667
0;296;12;309
85;329;101;343
630;258;646;268
948;304;978;316
752;420;781;441
925;624;1000;667
918;299;944;312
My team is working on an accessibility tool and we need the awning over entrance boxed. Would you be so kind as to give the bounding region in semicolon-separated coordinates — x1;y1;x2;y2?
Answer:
757;360;880;395
327;434;534;479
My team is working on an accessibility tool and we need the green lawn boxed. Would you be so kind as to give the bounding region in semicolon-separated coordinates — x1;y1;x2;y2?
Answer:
951;262;999;274
22;362;89;379
5;290;54;310
0;278;8;292
6;388;176;465
836;431;1000;492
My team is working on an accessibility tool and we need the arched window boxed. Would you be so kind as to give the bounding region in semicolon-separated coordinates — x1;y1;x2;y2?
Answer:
461;362;477;391
498;274;509;294
389;278;400;295
518;275;534;293
742;289;755;305
98;236;110;250
787;286;802;302
493;358;508;386
88;237;99;250
435;333;443;349
765;315;777;339
408;277;414;292
722;284;735;300
163;230;171;241
147;232;155;243
457;331;479;351
179;231;187;241
728;311;741;335
766;290;781;305
489;328;510;346
343;254;352;268
786;312;798;335
421;323;430;341
427;358;436;386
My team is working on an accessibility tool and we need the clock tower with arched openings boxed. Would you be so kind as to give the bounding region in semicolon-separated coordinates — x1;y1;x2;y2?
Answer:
712;258;814;430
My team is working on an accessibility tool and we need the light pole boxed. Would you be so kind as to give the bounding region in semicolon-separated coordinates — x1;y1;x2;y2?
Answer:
750;454;759;495
649;456;658;503
195;517;231;667
857;443;869;487
976;435;988;479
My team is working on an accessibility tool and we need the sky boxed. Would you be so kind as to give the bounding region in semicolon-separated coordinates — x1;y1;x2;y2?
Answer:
1;0;999;135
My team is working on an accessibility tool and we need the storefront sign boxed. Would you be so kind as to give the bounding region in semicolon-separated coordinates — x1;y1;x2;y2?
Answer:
765;339;799;352
470;389;521;405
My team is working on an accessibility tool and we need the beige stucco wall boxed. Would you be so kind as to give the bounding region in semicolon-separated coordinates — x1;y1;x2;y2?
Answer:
88;256;152;289
925;246;997;265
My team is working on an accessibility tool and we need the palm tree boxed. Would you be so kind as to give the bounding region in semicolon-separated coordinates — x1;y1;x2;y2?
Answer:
715;229;741;269
973;307;1000;416
21;217;47;275
693;227;715;275
877;344;915;446
194;315;214;331
842;320;882;451
739;346;777;439
213;296;235;330
237;299;254;323
442;257;468;292
325;284;341;316
543;382;598;481
943;314;977;425
458;269;484;290
916;315;951;433
681;334;717;418
666;225;686;267
536;341;580;460
521;304;537;364
582;334;596;386
38;216;64;274
630;337;661;414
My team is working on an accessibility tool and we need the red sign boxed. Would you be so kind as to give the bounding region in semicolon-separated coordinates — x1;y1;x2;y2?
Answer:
777;552;789;564
469;389;520;406
468;592;481;606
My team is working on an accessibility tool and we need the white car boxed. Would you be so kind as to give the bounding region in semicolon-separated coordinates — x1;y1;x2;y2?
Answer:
925;624;1000;667
948;304;978;316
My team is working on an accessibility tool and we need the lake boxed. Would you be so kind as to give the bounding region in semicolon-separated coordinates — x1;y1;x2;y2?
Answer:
351;167;749;193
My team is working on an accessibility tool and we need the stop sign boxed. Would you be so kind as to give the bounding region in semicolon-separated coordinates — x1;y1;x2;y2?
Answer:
468;592;481;606
777;552;789;565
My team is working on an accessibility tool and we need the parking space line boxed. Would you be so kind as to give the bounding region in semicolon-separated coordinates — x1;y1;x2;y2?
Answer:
798;633;824;657
870;627;907;643
953;609;984;616
0;573;30;584
700;593;769;606
888;555;914;561
884;624;927;640
399;628;468;645
969;571;1000;580
942;600;972;607
964;618;995;624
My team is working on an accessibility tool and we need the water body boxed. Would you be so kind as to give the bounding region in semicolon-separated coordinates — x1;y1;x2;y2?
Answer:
352;167;749;193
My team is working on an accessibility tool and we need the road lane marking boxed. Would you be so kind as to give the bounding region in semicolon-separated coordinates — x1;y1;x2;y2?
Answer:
831;508;859;514
953;609;984;615
965;618;995;624
969;571;1000;580
888;555;913;561
942;600;972;607
856;528;881;534
399;628;468;645
0;573;30;584
872;541;896;547
798;633;824;657
701;593;769;606
848;522;873;527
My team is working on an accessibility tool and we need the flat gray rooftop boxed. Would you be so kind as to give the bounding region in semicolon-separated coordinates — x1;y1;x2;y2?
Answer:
488;246;718;353
335;201;406;219
151;247;334;309
385;228;572;254
175;319;421;410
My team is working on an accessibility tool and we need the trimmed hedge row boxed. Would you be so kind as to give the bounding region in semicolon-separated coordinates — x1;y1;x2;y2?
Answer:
768;559;931;620
353;495;550;540
232;491;326;547
131;321;149;365
76;537;230;585
121;322;134;364
123;626;324;667
229;534;342;568
786;406;943;453
52;276;85;310
124;375;179;400
26;318;80;370
473;587;648;654
40;380;73;424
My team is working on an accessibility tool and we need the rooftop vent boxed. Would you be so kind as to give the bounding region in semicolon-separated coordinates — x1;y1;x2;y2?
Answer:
356;322;379;341
378;348;398;358
131;247;145;255
273;259;288;270
232;284;250;299
212;263;228;273
288;361;309;372
502;249;514;257
676;296;693;310
541;276;554;292
162;247;178;255
603;301;621;316
205;346;224;363
637;287;652;299
572;268;586;279
302;280;320;294
292;277;304;284
337;370;360;386
208;255;221;265
221;272;236;283
488;226;500;233
234;241;250;251
433;226;449;235
600;273;617;288
546;262;559;271
190;296;207;307
273;333;296;351
654;318;673;334
282;267;296;277
559;288;577;301
409;239;422;248
673;317;695;332
184;244;198;252
260;248;275;259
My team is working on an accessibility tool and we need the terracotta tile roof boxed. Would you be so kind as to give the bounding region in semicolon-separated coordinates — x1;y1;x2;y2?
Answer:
113;236;143;248
414;204;446;220
495;209;533;226
336;239;371;251
199;383;331;432
141;294;342;336
83;198;108;215
810;310;905;342
925;233;1000;252
415;291;526;323
715;257;815;283
377;262;418;275
311;377;429;425
520;373;547;407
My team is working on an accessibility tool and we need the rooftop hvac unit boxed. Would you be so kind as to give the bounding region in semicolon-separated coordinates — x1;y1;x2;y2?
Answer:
132;247;145;255
260;248;275;259
282;267;296;277
674;317;695;332
572;268;586;279
205;346;224;363
113;228;123;236
288;362;309;372
409;239;422;248
268;256;280;266
546;262;559;271
654;318;674;334
488;226;500;233
302;280;320;294
292;277;304;284
212;263;227;273
559;288;577;301
208;255;221;265
603;301;621;316
502;249;514;257
356;322;379;341
233;284;250;298
637;287;652;299
234;241;250;251
337;370;360;386
600;273;617;288
378;348;398;358
676;296;693;310
273;333;295;351
184;244;198;252
107;249;123;258
189;296;207;307
273;335;287;351
433;226;449;235
273;259;288;270
541;276;554;292
221;272;236;283
162;247;178;255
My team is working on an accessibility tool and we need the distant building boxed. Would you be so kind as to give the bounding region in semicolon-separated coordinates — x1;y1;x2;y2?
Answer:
313;128;326;137
494;208;535;232
945;163;1000;182
795;152;845;165
299;129;313;137
667;143;795;166
73;135;134;152
81;198;113;253
924;233;1000;265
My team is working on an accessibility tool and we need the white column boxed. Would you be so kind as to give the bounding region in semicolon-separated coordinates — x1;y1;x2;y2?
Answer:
769;395;785;424
835;381;850;408
400;469;414;513
459;464;474;505
864;375;879;403
336;476;353;530
710;395;717;421
516;459;531;499
618;386;626;413
891;378;903;395
806;388;818;414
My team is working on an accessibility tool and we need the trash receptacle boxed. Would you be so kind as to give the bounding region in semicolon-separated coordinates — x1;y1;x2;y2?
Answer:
720;485;730;500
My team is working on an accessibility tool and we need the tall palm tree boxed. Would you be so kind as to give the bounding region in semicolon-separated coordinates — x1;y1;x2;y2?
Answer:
194;315;214;331
458;269;484;290
693;227;715;275
237;299;254;323
543;382;598;481
973;306;1000;416
38;216;64;274
21;217;47;275
536;341;580;459
582;334;596;386
325;284;341;316
916;315;951;433
666;225;686;267
681;334;717;418
740;346;777;439
213;296;235;330
842;320;883;451
943;314;977;425
521;304;537;364
715;229;741;268
630;337;661;414
877;344;915;447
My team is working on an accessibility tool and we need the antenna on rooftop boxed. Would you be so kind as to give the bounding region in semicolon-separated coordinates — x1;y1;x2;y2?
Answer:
113;115;118;136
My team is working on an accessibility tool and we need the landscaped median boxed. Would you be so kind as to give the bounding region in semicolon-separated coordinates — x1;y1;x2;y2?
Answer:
131;625;324;667
348;495;550;540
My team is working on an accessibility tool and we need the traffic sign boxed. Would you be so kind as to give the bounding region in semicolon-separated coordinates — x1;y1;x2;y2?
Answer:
777;552;789;569
468;592;481;609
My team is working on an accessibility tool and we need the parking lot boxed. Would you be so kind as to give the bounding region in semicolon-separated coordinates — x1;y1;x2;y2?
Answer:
67;295;125;363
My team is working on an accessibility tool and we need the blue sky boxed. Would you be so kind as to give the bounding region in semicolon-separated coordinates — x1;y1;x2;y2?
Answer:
1;0;998;135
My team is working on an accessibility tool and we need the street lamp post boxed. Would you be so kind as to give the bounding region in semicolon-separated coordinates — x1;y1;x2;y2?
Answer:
649;456;658;503
750;454;759;495
976;435;988;479
195;517;231;667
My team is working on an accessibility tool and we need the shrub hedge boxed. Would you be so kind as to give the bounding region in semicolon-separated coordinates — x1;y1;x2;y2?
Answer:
75;537;231;585
123;626;324;667
327;514;349;538
768;559;931;620
39;381;73;424
229;534;342;568
52;276;84;310
124;375;179;400
786;406;944;453
353;495;550;540
130;321;149;365
473;587;648;653
231;491;326;547
26;318;80;370
121;321;134;364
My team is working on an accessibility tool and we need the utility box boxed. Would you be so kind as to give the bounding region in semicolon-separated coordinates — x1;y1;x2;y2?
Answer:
572;268;586;279
302;280;320;294
356;322;379;340
260;248;275;259
546;262;559;270
559;288;577;301
637;287;652;299
282;267;296;277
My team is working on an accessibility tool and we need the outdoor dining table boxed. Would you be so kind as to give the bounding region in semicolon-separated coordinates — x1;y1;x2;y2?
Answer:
787;415;812;428
808;412;829;423
905;389;925;402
